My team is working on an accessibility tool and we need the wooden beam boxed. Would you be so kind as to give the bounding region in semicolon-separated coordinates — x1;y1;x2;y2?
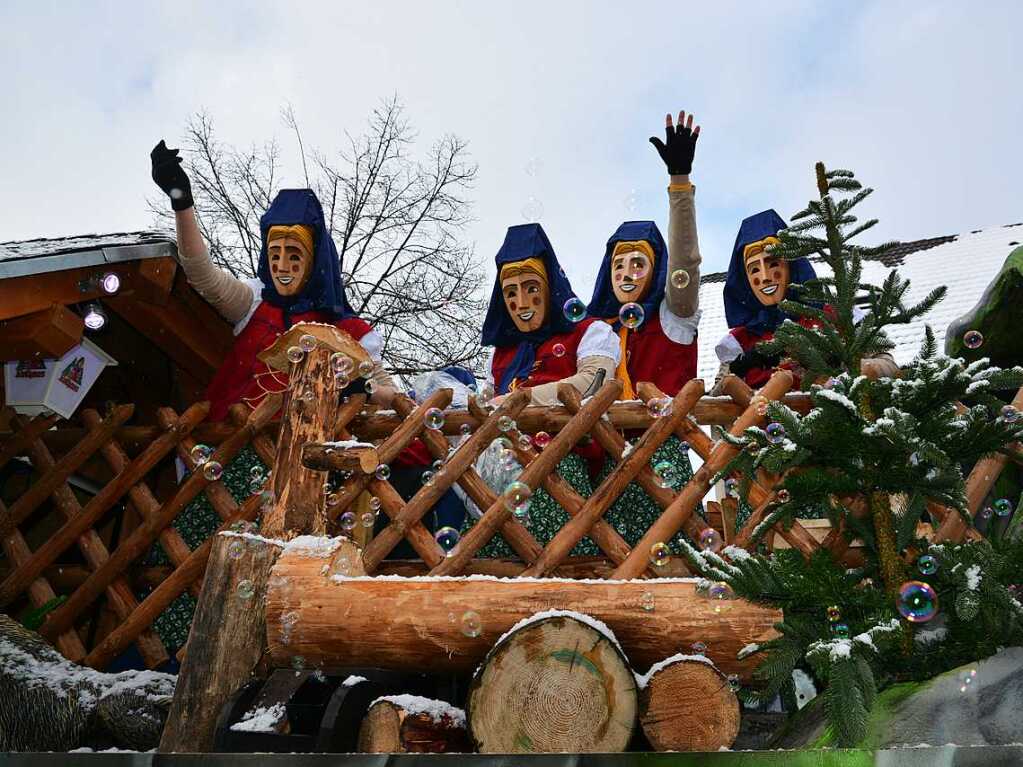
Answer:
0;304;84;361
135;257;177;306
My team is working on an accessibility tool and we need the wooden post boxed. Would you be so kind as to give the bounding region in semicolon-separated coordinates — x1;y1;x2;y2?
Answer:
261;334;347;539
158;533;282;753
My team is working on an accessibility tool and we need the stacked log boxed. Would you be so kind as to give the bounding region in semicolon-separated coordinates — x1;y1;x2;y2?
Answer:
358;696;470;753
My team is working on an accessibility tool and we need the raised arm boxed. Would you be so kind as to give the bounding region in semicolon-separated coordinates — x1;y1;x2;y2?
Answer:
650;111;702;318
151;141;254;324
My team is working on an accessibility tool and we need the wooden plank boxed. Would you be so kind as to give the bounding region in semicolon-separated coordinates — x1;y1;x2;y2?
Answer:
135;257;177;306
429;381;623;577
611;371;795;580
39;396;275;641
0;304;84;361
0;402;208;609
0;411;59;471
0;499;87;661
82;409;202;598
523;378;705;577
0;262;137;322
160;408;239;522
15;416;167;668
0;404;135;541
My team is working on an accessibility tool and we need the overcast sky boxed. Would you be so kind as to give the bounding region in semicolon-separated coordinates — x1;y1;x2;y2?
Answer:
2;1;1021;289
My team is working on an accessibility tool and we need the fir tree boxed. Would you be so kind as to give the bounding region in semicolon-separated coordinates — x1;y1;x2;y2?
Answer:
681;162;1023;747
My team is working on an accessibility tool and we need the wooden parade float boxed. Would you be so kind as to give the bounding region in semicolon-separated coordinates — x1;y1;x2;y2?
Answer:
2;233;1021;755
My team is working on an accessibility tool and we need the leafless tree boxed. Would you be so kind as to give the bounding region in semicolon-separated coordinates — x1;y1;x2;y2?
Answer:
151;97;485;379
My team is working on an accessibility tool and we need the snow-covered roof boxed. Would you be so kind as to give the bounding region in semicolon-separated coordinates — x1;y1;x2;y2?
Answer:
695;223;1023;382
0;231;176;279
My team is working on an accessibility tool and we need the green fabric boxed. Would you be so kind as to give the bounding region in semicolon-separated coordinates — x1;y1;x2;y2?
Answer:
464;452;598;558
144;446;266;650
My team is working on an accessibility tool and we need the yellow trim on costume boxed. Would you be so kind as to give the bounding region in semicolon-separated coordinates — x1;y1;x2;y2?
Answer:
611;240;657;268
667;182;695;193
267;224;315;256
500;257;549;289
614;324;636;401
742;236;782;262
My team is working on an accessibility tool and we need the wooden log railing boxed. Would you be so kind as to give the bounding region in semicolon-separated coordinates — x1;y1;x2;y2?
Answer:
1;372;1020;673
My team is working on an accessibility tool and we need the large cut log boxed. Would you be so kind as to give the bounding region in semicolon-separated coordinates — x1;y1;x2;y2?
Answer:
358;696;470;753
158;532;282;753
637;655;740;752
265;545;780;681
467;612;636;753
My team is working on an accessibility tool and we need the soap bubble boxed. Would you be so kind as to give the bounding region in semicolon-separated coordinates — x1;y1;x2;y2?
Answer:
228;540;246;559
298;334;317;352
963;330;984;349
291;655;306;670
358;360;374;378
765;422;786;444
517;433;533;450
776;488;791;503
831;623;850;639
724;478;739;497
670;269;691;289
917;554;939;576
691;641;707;654
460;423;473;436
533;431;551;449
432;459;444;472
421;471;435;486
202;461;223;481
325;493;340;507
648;397;672;418
360;511;376;528
330;352;352;374
563;297;587;323
250;465;264;479
756;401;769;417
709;582;734;601
236;579;255;600
524;156;542;177
435;526;460;554
978;507;993;521
335;373;350;388
369;496;381;511
494;436;513;450
959;668;978;693
498;416;514;432
461;610;482;637
699;528;723;553
375;464;391;481
503;481;532;517
728;674;741;692
552;343;566;358
653;461;680;489
649;542;671;567
897;580;938;623
640;591;655;612
695;581;711;598
424;407;445;430
619;302;645;329
1001;405;1021;423
993;498;1013;516
286;346;304;364
826;605;842;622
190;444;212;466
521;196;544;222
339;511;357;532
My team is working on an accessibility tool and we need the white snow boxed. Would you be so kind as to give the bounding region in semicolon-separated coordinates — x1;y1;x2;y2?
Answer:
495;609;623;654
322;439;375;449
829;640;853;660
737;643;760;659
342;675;368;687
635;653;717;689
219;530;285;548
370;695;466;727
282;535;346;558
723;544;752;562
230;703;287;732
817;389;858;414
328;573;701;586
965;564;982;591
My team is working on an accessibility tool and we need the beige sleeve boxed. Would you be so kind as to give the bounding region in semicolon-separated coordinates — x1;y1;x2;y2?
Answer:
174;208;255;323
526;355;617;407
664;176;702;319
860;352;901;380
367;362;398;406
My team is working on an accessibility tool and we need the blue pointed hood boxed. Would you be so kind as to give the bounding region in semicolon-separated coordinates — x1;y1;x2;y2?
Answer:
255;189;356;326
481;224;582;393
587;220;668;327
723;209;817;335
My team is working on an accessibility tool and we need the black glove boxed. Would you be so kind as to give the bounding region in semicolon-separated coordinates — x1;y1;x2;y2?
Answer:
150;140;194;211
729;347;780;378
649;118;699;175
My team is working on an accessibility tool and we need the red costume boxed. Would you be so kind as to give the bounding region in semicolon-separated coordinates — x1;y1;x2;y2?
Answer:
490;318;598;391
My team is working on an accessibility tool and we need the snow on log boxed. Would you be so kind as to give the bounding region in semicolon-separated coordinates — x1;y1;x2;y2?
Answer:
357;695;470;753
637;654;740;752
467;612;636;753
264;543;781;680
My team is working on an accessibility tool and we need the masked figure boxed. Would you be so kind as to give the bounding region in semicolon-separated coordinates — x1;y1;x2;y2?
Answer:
468;223;620;556
585;110;704;548
146;141;396;658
